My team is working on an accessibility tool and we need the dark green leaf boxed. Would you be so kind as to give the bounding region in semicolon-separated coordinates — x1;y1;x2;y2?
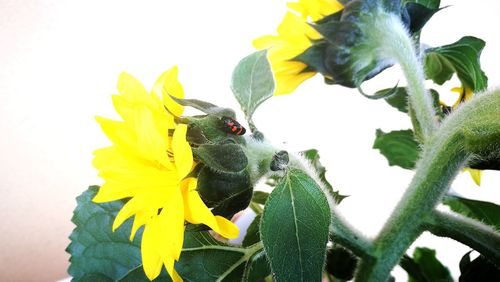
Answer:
177;231;270;282
261;170;331;281
243;215;262;247
459;251;500;282
443;196;500;230
67;186;145;281
197;167;253;219
301;149;348;203
373;129;420;169
252;191;269;205
325;246;358;280
425;36;488;91
408;247;453;282
400;255;429;282
118;267;169;282
77;273;113;282
231;50;275;122
193;143;248;173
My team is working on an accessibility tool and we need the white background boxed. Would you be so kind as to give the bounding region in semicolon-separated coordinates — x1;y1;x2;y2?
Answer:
0;0;499;281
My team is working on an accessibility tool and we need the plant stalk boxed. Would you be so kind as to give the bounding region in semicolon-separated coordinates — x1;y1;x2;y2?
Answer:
423;209;500;267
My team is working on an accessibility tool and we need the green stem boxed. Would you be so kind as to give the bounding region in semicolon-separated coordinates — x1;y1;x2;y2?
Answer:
369;13;438;141
423;209;500;267
330;208;374;259
356;89;500;281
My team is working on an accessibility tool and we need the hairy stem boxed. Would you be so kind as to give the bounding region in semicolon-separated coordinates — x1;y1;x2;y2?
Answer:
330;211;374;259
356;89;500;281
423;209;500;267
370;13;438;141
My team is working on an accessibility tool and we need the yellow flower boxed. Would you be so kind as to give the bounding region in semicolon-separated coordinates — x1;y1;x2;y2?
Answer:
93;68;239;281
253;0;343;95
441;87;482;186
288;0;343;21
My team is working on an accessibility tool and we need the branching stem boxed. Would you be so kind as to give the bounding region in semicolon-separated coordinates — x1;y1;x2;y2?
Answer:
423;209;500;267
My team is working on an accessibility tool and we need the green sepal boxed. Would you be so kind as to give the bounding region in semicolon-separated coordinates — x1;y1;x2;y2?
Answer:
405;248;453;282
424;36;488;91
373;129;420;169
443;195;500;230
197;167;253;219
358;83;400;100
301;149;348;203
193;143;248;173
170;96;235;118
401;2;441;34
188;115;246;144
66;186;146;281
260;169;331;281
230;50;274;129
325;246;358;280
177;231;269;282
459;251;500;281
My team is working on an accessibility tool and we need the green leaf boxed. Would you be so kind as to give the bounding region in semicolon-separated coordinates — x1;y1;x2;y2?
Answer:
301;149;348;203
380;87;441;115
231;50;275;124
193;143;248;173
408;247;453;282
373;129;420;169
425;36;488;91
67;186;145;281
459;251;500;281
260;170;331;281
177;231;269;282
251;191;269;205
443;196;500;230
243;214;262;247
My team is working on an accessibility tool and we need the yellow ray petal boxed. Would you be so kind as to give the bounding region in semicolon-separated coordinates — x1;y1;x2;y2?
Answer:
141;218;163;281
172;124;193;179
181;179;239;239
465;168;482;186
154;66;185;117
117;72;149;102
158;189;185;260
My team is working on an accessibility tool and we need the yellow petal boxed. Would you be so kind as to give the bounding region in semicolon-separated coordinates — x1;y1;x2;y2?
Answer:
172;124;193;179
181;179;239;239
130;210;155;241
117;72;149;102
157;189;185;260
154;66;185;117
465;168;482;186
141;218;163;281
171;269;183;282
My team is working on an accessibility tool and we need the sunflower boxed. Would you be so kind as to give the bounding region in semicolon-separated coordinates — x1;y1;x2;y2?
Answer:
253;0;343;95
93;67;239;281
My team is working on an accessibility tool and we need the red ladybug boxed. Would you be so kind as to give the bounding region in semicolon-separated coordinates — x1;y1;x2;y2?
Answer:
221;116;246;135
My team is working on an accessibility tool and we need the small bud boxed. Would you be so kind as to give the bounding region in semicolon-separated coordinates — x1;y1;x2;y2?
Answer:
270;150;290;171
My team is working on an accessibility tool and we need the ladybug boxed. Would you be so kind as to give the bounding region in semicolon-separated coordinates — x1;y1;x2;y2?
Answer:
220;116;246;135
